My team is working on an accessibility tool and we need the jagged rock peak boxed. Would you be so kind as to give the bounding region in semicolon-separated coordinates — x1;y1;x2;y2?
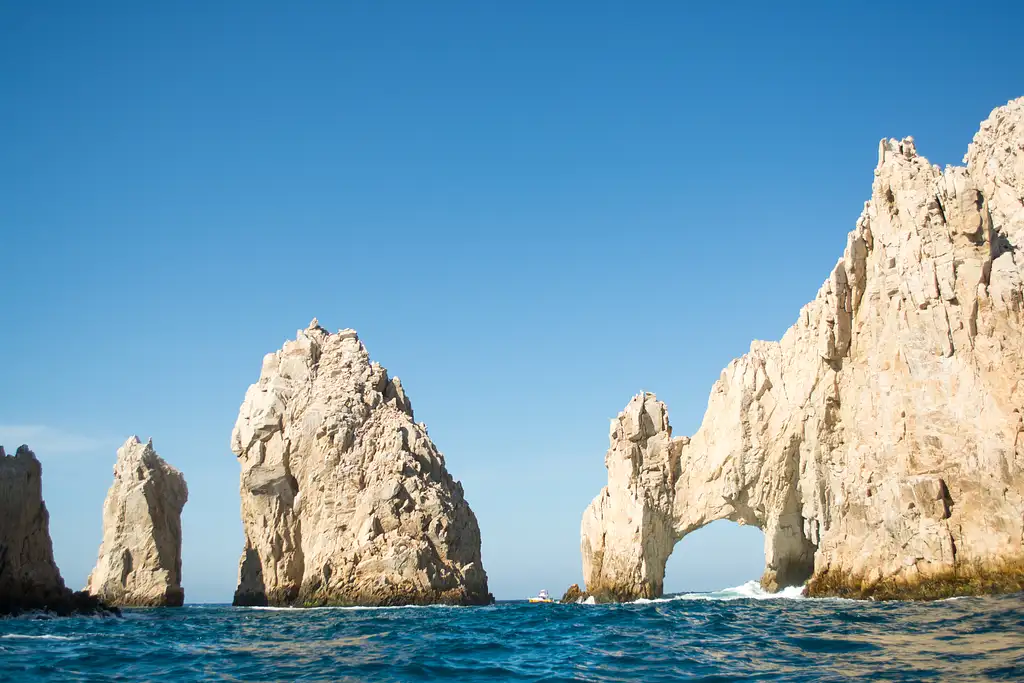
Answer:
613;392;676;444
230;321;490;606
1;445;113;616
581;96;1024;602
86;437;188;607
877;135;918;165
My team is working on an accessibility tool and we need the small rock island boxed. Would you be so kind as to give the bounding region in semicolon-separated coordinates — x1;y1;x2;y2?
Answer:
86;437;188;607
230;320;490;606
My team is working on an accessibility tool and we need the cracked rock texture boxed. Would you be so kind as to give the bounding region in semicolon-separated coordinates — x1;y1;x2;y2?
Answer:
1;445;112;616
86;437;188;607
230;320;490;606
581;97;1024;601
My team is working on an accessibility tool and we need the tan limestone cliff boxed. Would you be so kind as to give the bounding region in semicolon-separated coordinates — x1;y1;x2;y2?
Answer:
0;445;112;615
230;320;490;606
581;97;1024;601
86;437;188;607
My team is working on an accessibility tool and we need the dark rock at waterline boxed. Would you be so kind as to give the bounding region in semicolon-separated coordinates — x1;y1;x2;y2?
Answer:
234;582;495;608
806;559;1024;601
0;588;120;618
560;584;590;604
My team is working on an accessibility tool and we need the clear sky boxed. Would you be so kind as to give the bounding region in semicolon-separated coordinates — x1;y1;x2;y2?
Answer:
1;1;1021;603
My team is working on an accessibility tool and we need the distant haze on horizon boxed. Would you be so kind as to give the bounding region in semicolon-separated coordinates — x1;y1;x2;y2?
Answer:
2;0;1021;602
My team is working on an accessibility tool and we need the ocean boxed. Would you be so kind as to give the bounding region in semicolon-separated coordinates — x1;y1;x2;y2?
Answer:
1;582;1021;681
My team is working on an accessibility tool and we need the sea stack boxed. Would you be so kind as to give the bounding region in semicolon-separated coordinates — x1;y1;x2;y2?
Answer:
230;320;490;606
580;97;1024;601
86;437;188;606
0;445;111;615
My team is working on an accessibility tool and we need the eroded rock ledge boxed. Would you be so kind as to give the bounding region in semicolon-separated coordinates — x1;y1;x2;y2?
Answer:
231;320;490;606
1;445;116;617
580;97;1024;601
86;437;188;607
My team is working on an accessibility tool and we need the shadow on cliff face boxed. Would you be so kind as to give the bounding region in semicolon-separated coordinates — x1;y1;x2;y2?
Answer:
232;546;269;607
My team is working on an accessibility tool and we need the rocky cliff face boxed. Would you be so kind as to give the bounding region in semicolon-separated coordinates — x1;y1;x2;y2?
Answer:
230;320;490;606
86;437;188;607
581;97;1024;601
0;445;112;616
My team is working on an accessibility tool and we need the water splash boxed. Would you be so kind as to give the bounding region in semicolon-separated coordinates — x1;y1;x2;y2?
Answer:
625;579;805;604
679;579;807;601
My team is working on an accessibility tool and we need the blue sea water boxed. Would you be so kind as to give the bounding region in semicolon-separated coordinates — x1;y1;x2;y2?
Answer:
1;582;1022;682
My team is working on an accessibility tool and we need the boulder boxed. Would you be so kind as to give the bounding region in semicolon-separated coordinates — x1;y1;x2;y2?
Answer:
560;583;590;604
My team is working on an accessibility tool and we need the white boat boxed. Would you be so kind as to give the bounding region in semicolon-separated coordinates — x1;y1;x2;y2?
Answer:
528;589;553;603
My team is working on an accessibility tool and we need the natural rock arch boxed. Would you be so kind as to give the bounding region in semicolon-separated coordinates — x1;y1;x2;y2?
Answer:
580;98;1024;602
580;393;816;601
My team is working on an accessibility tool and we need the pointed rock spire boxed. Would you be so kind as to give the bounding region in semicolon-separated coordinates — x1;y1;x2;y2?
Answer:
86;437;188;606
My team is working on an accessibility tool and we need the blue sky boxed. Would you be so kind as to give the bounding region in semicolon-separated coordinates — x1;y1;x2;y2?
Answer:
1;1;1021;602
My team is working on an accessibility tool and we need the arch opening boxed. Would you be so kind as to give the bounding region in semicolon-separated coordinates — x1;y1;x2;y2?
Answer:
662;520;765;594
579;393;820;602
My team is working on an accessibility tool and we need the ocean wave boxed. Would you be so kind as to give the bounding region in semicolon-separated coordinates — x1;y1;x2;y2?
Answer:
683;580;807;601
629;580;807;604
1;634;76;641
1;598;1020;681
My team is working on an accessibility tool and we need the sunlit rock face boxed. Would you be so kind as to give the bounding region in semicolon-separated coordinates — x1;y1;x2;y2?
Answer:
582;97;1024;601
86;437;188;607
231;320;490;606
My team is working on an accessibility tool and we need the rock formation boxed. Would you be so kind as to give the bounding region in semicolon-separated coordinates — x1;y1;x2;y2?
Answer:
560;583;588;604
230;320;490;606
581;97;1024;601
86;437;188;607
0;445;114;616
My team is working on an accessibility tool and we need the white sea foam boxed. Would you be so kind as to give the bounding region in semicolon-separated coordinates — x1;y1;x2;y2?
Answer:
626;580;807;604
1;634;76;640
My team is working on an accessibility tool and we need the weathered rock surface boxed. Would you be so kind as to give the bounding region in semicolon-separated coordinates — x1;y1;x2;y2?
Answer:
1;445;115;616
86;437;188;607
230;320;490;606
560;583;589;604
581;97;1024;601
